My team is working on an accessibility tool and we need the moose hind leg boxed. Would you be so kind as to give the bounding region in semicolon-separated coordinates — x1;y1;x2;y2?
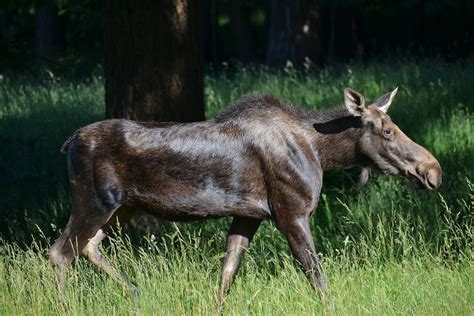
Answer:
49;212;116;285
218;217;261;303
82;205;139;294
49;220;77;286
49;178;126;289
81;227;138;295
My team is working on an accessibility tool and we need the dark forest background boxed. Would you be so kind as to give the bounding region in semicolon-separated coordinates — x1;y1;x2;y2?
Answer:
0;1;472;246
1;0;473;76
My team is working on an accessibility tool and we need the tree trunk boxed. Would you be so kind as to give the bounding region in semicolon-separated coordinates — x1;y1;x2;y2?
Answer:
105;0;204;234
294;1;322;65
409;0;425;52
324;3;358;61
35;5;66;60
0;13;7;44
266;0;322;67
202;0;217;62
229;0;255;62
266;0;297;66
104;0;204;122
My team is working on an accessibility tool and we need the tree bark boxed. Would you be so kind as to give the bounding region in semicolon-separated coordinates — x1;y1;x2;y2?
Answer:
266;0;321;67
409;0;425;51
324;2;358;61
266;0;297;66
202;0;217;62
229;0;255;62
294;1;322;65
105;0;204;122
35;5;66;60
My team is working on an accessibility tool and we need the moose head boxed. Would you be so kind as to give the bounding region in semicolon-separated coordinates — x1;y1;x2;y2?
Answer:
344;87;442;190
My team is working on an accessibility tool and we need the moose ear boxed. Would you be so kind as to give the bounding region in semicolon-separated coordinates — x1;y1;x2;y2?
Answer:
344;88;366;116
374;87;398;113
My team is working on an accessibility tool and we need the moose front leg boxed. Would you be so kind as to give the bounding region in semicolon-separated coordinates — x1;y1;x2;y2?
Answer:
277;216;326;296
218;217;261;303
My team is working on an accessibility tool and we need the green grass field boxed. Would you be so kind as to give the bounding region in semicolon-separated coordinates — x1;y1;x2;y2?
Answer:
0;60;473;315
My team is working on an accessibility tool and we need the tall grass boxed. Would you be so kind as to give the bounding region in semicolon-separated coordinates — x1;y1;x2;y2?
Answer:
0;60;472;314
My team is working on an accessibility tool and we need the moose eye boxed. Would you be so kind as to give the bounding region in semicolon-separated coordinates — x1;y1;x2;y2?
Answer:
383;129;393;138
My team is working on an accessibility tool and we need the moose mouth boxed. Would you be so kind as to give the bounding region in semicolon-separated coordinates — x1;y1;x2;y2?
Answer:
407;172;438;190
409;174;425;190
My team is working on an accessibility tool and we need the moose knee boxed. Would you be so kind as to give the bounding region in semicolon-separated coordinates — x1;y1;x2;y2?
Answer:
97;187;124;212
81;229;107;257
49;243;74;268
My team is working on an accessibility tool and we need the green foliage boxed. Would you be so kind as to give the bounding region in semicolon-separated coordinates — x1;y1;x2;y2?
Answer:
0;60;472;314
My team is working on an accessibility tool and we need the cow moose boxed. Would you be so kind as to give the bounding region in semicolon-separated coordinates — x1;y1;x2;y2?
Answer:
49;87;441;301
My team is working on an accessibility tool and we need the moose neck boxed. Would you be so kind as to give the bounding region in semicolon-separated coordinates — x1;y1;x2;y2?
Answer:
310;110;365;172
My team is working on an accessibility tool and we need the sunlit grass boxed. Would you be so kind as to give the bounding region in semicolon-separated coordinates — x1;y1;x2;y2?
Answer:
0;222;472;315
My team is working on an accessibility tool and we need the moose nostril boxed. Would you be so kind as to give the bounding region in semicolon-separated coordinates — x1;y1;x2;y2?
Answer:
426;168;441;189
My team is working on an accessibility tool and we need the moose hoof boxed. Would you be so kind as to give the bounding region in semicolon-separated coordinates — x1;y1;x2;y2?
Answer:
128;283;141;299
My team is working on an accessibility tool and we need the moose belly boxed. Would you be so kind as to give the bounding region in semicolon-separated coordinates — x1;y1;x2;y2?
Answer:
128;182;271;221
